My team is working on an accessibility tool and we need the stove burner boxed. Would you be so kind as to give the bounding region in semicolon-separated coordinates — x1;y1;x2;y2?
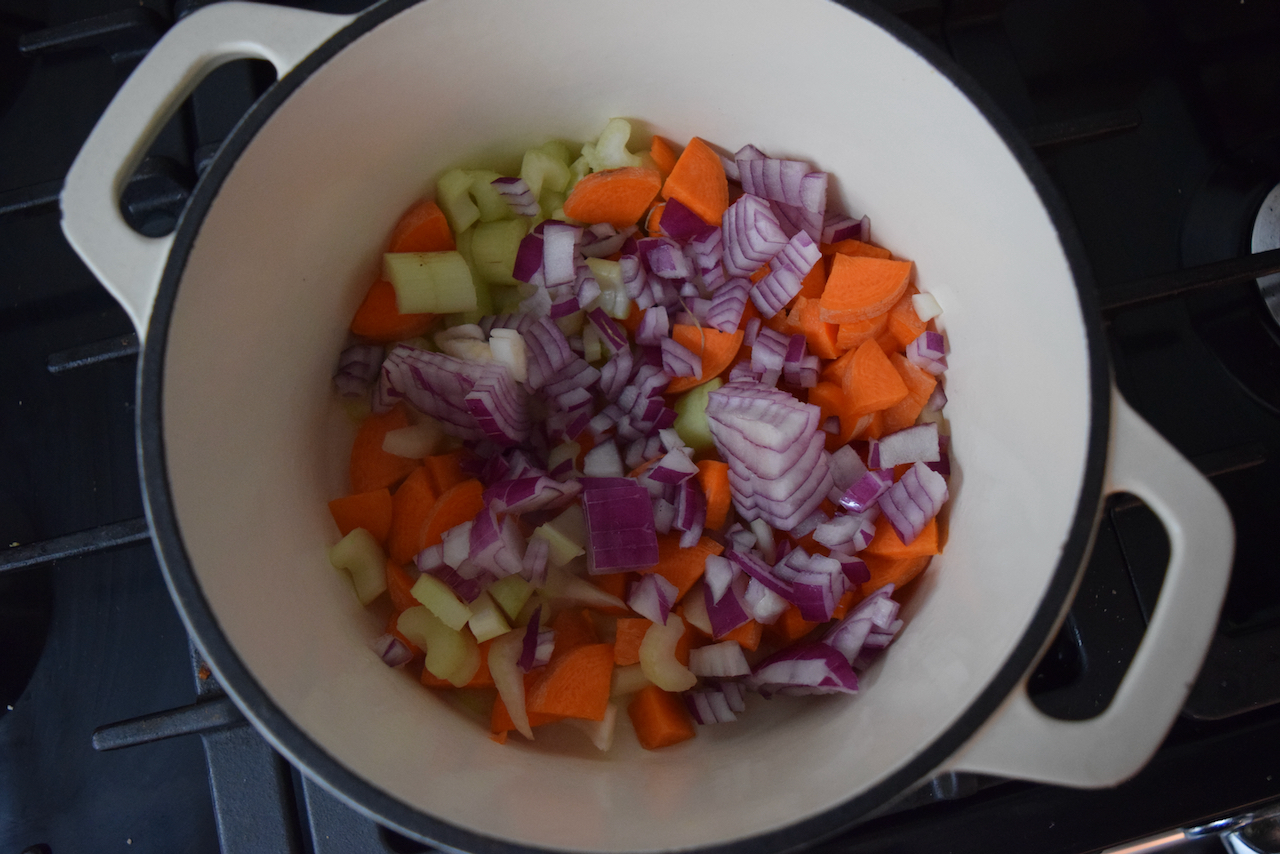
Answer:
1254;182;1280;328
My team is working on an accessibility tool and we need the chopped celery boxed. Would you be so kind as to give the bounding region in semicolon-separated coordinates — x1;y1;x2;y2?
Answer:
469;218;529;286
610;663;651;697
327;528;387;605
520;147;571;199
487;574;533;621
548;503;587;545
536;138;576;165
398;606;480;685
639;614;697;692
531;522;584;568
437;168;480;234
384;251;477;314
582;118;642;171
469;170;513;222
539;190;566;223
490;284;524;314
672;377;725;453
584;258;628;318
565;155;592;195
467;591;512;643
410;573;472;631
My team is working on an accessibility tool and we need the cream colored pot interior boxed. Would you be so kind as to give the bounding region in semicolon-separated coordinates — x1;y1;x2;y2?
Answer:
158;0;1091;850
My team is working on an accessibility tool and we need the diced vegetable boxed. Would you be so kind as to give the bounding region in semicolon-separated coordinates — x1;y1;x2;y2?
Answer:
328;527;387;605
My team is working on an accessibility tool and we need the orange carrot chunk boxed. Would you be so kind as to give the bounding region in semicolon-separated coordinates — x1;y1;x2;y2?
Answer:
526;642;615;721
822;238;892;260
661;137;729;226
881;352;938;433
551;608;600;656
665;325;745;394
349;404;419;494
797;297;842;360
640;534;723;601
835;312;889;350
423;450;468;494
349;278;437;342
819;255;913;324
840;339;910;417
387;199;455;253
385;559;420;612
628;684;696;750
864;515;941;559
419;479;485;552
862;553;932;592
885;287;926;350
386;466;439;564
695;460;732;531
649;136;680;178
614;617;651;666
328;488;393;543
563;167;663;228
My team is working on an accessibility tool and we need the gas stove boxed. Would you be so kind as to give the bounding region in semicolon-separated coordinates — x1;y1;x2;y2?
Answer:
2;1;1279;852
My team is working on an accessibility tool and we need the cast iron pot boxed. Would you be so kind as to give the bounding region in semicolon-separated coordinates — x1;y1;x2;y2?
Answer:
60;1;1235;851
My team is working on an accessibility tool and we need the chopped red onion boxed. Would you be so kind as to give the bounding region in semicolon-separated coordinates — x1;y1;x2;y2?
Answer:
878;462;949;544
542;221;581;286
517;606;552;672
722;193;788;278
926;450;951;477
814;510;878;554
827;445;869;502
750;643;859;696
657;197;710;240
491;176;540;217
784;353;821;389
580;223;636;259
840;469;894;513
645;448;698;485
876;423;941;468
823;618;872;665
521;316;576;390
620;254;645;300
483;476;582;514
468;508;525;577
416;547;485;602
513;232;544;284
751;327;789;373
751;230;821;318
743;576;788;625
789;508;828;539
369;633;415;667
705;572;752;637
627;573;678;625
906;330;948;375
690;640;751;678
738;155;827;214
635;304;669;345
924;383;948;413
587;308;629;355
642;236;693;280
704;277;749;333
521;536;549;587
651;497;675;534
660;336;702;378
334;343;383;398
836;554;871;586
684;687;738;724
821;213;866;245
581;482;659;574
464;364;530;447
703;554;736;603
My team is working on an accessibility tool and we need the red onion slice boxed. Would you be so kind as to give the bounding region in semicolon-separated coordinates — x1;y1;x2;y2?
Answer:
750;643;859;697
906;331;948;375
627;573;678;625
660;337;701;379
369;633;415;667
581;482;659;574
491;176;540;217
876;423;941;468
334;343;383;398
840;469;894;513
705;278;749;333
878;462;949;545
722;194;788;278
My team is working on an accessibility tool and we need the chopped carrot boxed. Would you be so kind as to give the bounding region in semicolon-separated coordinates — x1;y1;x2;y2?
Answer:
628;684;696;750
563;166;663;228
864;515;941;558
551;608;600;656
614;617;650;666
797;297;841;360
385;558;420;612
387;199;455;253
649;135;680;178
764;301;804;337
419;478;485;553
645;202;666;235
349;403;419;493
491;669;561;735
885;287;925;350
349;278;437;342
860;410;886;441
619;302;645;337
875;327;902;357
592;571;632;607
795;259;827;301
665;325;745;394
526;642;615;721
640;534;723;601
819;255;913;324
423;450;468;494
821;345;857;385
695;460;731;531
661;137;728;226
862;553;932;591
766;604;818;645
421;637;494;688
835;313;889;350
823;238;892;260
830;588;858;621
719;619;762;651
806;381;856;445
328;488;393;543
881;352;938;433
840;339;909;418
386;466;438;564
749;262;771;285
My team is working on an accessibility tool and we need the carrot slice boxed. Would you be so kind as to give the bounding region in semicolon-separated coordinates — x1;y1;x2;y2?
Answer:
823;238;892;260
526;642;615;721
665;325;745;394
388;199;455;253
591;571;632;610
614;617;650;666
719;619;762;651
420;480;485;556
819;255;913;324
387;466;439;564
795;259;827;301
563;166;663;228
551;608;600;656
821;346;858;385
349;404;419;494
862;553;932;591
840;339;909;417
328;488;393;543
640;534;723;601
806;381;857;445
349;278;437;342
385;559;420;612
885;287;925;350
650;135;680;178
766;604;819;645
881;352;938;433
423;450;468;494
628;684;696;750
797;297;841;360
661;137;729;226
645;202;666;235
491;670;562;735
695;460;731;531
835;313;889;350
864;515;941;559
875;326;903;357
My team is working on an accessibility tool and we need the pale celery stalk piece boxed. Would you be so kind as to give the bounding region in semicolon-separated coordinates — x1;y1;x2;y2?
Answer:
398;606;480;685
582;324;603;363
531;522;584;568
680;580;714;636
565;156;591;195
487;574;533;621
640;613;698;692
584;258;629;319
548;503;587;545
520;147;571;200
467;591;512;644
381;421;445;459
487;328;528;383
327;527;387;605
540;190;567;223
469;170;514;223
489;284;524;314
383;252;477;314
672;376;725;453
582;118;642;172
542;565;626;612
470;218;529;286
689;640;751;678
437;168;480;234
409;573;472;631
566;702;618;752
489;630;531;739
610;663;651;697
537;138;575;167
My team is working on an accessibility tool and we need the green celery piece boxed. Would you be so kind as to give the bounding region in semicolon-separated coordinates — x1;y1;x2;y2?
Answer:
584;258;628;319
409;573;472;631
437;168;480;234
537;139;576;165
327;528;386;605
538;190;566;224
469;170;512;222
583;118;642;171
531;522;584;568
565;156;592;195
470;218;529;287
487;574;533;620
673;377;725;453
398;606;480;685
384;251;477;314
520;148;571;199
467;591;512;643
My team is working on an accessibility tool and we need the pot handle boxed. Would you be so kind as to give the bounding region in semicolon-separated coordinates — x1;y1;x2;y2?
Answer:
947;386;1234;787
59;1;355;341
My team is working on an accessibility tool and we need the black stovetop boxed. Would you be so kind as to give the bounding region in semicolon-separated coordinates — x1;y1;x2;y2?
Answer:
2;1;1279;853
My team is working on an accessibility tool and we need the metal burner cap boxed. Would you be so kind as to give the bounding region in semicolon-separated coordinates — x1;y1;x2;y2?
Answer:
1255;182;1280;325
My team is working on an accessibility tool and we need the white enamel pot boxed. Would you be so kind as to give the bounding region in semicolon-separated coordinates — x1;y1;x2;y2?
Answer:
60;1;1236;851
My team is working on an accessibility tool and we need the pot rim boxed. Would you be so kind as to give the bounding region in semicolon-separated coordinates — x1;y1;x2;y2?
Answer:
136;0;1112;850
